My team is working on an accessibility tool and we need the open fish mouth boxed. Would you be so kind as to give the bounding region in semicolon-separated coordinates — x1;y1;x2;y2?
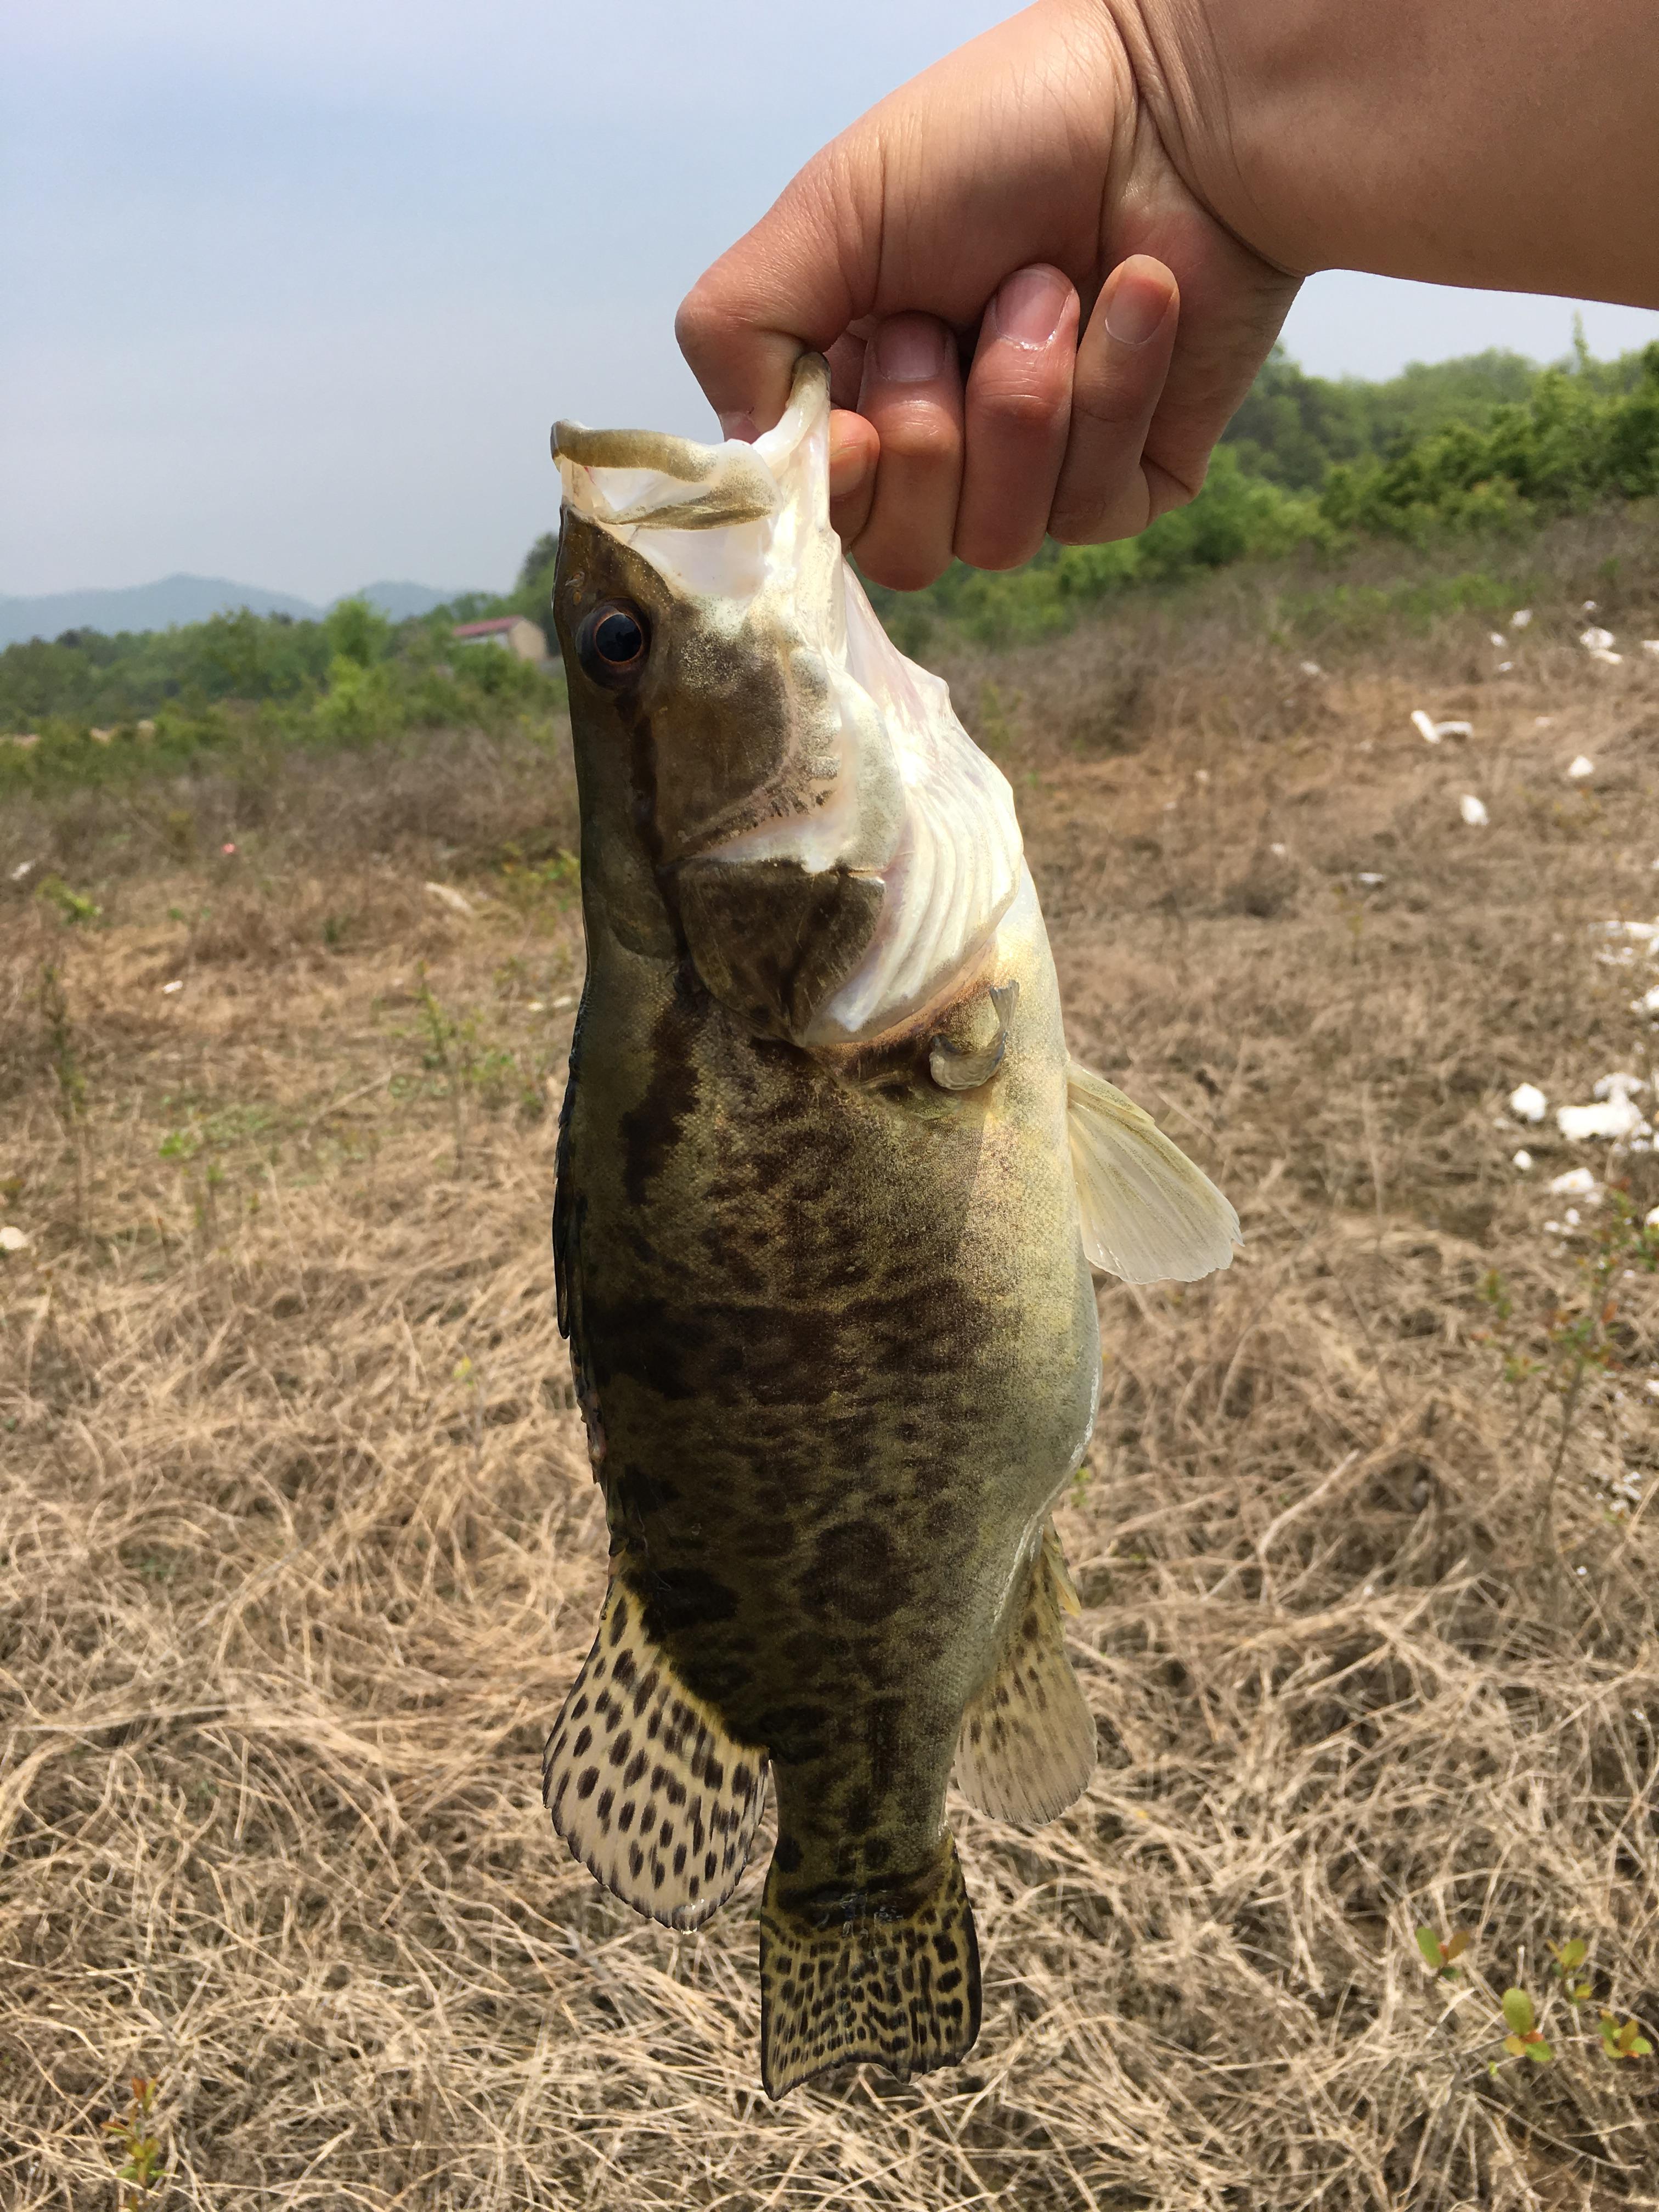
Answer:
552;357;1024;1048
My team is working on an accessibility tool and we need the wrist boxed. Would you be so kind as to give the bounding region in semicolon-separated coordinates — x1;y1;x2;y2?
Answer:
1107;0;1659;308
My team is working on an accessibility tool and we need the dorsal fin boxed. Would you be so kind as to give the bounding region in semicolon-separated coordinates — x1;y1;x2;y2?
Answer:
543;1571;769;1931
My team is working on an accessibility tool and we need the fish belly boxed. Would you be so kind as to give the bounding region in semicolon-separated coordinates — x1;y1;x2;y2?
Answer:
561;906;1099;1887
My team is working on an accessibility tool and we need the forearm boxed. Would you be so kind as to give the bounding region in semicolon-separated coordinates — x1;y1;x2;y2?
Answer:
1124;0;1659;306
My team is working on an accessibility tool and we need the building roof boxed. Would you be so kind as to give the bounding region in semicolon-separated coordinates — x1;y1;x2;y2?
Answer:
452;616;529;638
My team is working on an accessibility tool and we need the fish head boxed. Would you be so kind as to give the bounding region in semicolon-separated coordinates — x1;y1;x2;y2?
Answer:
551;356;1022;1045
553;358;878;871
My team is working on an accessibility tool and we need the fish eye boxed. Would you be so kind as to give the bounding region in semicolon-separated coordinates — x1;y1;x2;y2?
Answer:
578;601;650;685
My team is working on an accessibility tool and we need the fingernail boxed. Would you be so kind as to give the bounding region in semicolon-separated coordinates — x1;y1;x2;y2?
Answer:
1104;269;1170;348
718;409;759;442
873;317;948;383
992;267;1070;348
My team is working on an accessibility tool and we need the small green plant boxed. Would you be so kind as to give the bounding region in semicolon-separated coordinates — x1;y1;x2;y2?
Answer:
1546;1937;1592;2004
38;961;93;1236
1471;1191;1659;1576
454;1353;485;1471
37;874;100;926
1415;1926;1470;1978
416;966;477;1167
1599;2012;1654;2061
1501;1985;1554;2064
494;844;580;919
103;2075;165;2202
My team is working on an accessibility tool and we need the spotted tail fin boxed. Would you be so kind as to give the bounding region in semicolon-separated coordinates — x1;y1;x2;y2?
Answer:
758;1838;981;2098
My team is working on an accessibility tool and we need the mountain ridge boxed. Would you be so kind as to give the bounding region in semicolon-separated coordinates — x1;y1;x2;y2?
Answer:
0;573;471;650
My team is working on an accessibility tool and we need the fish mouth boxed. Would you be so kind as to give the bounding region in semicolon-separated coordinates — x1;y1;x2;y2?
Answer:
555;353;1026;1052
553;358;828;541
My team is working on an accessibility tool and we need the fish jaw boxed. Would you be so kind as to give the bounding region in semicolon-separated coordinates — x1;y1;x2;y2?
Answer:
549;356;1024;1051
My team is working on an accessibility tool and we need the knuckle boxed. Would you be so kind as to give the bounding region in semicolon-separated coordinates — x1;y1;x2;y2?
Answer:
1049;503;1136;547
673;287;720;370
970;381;1068;436
1146;458;1205;518
872;410;961;469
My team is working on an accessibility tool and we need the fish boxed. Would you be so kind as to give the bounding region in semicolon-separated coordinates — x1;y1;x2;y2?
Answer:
541;355;1238;2098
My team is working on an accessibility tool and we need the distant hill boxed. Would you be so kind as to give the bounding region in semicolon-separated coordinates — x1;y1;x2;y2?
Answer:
0;573;469;650
351;580;467;623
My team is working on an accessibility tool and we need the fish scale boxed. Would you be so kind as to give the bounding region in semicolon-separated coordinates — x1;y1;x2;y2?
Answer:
541;354;1239;2096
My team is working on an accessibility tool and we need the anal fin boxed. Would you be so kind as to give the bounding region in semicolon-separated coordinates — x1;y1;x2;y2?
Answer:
759;1838;980;2098
952;1522;1096;1826
543;1571;768;1931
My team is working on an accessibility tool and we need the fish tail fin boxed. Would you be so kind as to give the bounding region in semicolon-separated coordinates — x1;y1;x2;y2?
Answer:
758;1836;981;2098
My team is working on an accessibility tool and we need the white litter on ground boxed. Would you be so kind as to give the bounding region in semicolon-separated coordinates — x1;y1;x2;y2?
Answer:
1644;640;1659;658
1581;625;1616;651
1558;1093;1648;1143
1589;648;1624;666
1509;1083;1548;1122
1534;716;1554;728
425;882;477;918
1411;710;1474;743
0;1226;31;1254
1596;919;1659;968
1489;632;1507;648
1549;1166;1599;1198
1568;755;1595;778
1269;843;1288;858
9;860;32;882
1647;1209;1659;1232
1511;608;1533;628
1633;984;1659;1016
1593;1073;1646;1099
1357;872;1385;886
161;980;183;995
1299;660;1322;678
1513;1150;1534;1171
1460;794;1489;827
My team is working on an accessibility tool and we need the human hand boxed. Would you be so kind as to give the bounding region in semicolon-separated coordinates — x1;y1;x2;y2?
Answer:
675;0;1301;588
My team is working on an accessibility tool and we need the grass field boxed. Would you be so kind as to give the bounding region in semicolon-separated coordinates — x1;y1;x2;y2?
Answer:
5;514;1659;2208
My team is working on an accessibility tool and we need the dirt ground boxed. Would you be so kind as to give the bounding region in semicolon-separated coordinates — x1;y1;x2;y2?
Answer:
4;543;1659;2207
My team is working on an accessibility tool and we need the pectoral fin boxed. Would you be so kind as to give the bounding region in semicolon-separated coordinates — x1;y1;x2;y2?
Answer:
1066;1059;1239;1284
952;1523;1096;1826
543;1571;768;1931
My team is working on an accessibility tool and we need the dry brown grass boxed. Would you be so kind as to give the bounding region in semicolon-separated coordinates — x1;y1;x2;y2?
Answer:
5;537;1659;2208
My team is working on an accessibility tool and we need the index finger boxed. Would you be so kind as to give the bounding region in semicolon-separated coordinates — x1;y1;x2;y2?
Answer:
673;2;1123;435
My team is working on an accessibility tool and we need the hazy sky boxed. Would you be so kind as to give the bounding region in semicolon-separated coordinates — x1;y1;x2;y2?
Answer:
6;1;1658;604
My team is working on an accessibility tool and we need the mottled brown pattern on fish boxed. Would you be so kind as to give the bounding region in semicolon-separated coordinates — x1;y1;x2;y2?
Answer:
549;478;1100;2085
560;908;1096;1888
